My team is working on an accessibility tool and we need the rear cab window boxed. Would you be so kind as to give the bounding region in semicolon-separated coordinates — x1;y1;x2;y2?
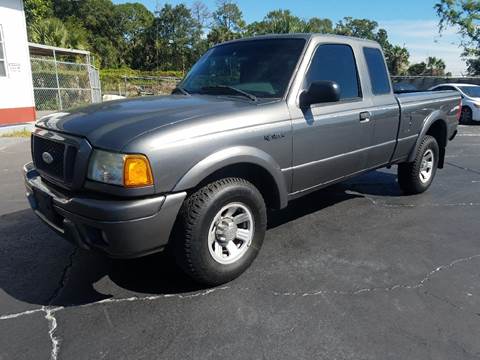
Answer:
363;47;391;95
305;44;362;102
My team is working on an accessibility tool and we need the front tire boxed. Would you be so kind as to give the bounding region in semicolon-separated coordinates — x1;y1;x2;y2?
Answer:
173;178;267;286
398;135;439;195
460;106;472;124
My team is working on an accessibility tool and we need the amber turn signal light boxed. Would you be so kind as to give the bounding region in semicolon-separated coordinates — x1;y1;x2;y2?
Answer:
123;155;154;187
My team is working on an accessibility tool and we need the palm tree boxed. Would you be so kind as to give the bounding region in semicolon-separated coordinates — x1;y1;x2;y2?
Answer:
426;57;446;76
29;18;87;50
386;46;410;76
30;18;69;47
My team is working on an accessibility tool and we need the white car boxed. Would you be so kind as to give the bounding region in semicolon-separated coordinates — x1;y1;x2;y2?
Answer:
429;83;480;123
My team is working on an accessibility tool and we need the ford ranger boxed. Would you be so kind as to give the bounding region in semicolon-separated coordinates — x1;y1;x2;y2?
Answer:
24;34;460;285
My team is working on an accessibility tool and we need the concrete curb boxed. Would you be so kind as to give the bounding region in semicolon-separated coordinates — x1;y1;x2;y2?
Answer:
0;122;35;136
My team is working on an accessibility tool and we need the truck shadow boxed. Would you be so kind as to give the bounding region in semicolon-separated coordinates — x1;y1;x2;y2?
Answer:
0;170;401;308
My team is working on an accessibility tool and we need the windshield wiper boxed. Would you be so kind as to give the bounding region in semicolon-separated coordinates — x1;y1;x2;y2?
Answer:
172;86;190;96
200;85;258;102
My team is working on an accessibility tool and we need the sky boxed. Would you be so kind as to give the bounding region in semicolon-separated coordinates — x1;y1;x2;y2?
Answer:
113;0;466;74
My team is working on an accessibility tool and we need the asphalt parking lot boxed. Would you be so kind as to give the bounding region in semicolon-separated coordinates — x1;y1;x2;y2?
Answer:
1;124;479;360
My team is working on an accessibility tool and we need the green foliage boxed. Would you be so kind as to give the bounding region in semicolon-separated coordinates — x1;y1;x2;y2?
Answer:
435;0;480;74
24;0;53;25
29;17;88;49
408;62;428;76
408;56;446;76
207;0;245;44
385;46;410;76
23;0;451;76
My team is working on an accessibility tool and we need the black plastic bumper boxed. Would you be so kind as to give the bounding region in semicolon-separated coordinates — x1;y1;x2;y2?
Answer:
24;162;186;258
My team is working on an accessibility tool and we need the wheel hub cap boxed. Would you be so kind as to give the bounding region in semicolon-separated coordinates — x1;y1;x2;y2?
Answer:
419;149;434;183
207;202;254;265
215;218;238;244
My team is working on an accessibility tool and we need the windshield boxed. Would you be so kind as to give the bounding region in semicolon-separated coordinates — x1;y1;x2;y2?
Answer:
458;86;480;98
180;38;306;99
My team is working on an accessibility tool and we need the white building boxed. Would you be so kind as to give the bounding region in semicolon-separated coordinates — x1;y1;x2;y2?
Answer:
0;0;35;125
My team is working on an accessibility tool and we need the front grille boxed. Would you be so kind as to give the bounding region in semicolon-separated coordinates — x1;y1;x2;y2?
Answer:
32;132;86;190
33;136;65;179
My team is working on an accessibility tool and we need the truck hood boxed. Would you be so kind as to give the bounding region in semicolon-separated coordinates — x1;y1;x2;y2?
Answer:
36;95;257;151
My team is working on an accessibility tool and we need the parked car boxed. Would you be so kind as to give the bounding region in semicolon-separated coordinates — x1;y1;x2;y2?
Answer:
393;82;418;93
430;83;480;123
25;34;460;285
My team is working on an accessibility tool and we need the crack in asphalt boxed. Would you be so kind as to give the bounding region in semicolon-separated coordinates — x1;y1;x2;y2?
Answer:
2;254;479;318
0;254;479;358
44;307;60;360
446;161;480;176
47;247;77;306
346;190;480;208
272;254;480;298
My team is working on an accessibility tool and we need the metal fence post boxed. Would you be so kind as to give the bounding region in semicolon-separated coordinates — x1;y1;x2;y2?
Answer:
52;49;63;110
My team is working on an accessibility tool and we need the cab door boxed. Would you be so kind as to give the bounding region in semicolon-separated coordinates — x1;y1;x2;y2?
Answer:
290;43;375;194
362;47;400;168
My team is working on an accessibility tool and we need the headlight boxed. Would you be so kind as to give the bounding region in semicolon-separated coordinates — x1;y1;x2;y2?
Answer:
473;102;480;108
87;150;153;187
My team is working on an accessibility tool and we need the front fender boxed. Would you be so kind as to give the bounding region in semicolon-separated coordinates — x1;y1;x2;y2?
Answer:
407;111;447;163
172;146;289;208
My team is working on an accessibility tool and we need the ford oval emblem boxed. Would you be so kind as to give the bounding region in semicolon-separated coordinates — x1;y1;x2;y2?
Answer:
42;152;54;164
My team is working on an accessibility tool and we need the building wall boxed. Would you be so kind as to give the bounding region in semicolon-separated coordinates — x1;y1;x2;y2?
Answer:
0;0;35;124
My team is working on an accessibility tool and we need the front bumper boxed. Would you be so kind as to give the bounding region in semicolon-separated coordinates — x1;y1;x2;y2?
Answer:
24;162;186;258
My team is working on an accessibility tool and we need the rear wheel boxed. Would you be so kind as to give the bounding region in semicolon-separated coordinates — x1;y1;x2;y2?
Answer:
398;135;439;195
173;178;267;285
460;106;472;124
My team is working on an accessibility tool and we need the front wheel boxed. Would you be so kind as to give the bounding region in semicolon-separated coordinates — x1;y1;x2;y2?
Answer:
460;106;472;124
173;178;267;286
398;135;439;195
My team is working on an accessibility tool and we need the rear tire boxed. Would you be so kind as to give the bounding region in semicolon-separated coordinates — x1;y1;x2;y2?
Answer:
398;135;439;195
173;178;267;286
460;106;472;124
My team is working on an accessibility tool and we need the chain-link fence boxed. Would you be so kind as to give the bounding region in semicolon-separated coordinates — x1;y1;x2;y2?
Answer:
102;75;180;98
29;43;101;111
392;76;480;90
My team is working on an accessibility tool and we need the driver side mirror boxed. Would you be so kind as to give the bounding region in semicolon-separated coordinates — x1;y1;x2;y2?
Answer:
300;80;340;108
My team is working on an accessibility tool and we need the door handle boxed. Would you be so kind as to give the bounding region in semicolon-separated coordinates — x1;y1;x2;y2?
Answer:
359;111;371;123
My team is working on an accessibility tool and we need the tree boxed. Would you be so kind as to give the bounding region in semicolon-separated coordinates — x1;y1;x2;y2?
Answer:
29;17;87;49
385;46;410;75
150;4;200;72
426;56;446;75
334;17;393;49
248;10;305;35
208;0;244;44
435;0;476;74
335;17;379;39
408;62;428;76
52;0;126;67
407;57;447;76
334;17;405;73
191;1;211;30
24;0;53;26
304;17;333;33
115;3;154;67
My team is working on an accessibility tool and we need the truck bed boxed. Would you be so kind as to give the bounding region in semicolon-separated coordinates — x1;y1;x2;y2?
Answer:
391;90;460;163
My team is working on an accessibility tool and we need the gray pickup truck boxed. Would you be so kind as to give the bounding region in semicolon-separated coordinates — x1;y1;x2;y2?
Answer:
25;34;460;285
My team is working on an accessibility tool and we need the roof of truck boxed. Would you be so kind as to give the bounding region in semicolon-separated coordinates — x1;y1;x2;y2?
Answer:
218;33;379;46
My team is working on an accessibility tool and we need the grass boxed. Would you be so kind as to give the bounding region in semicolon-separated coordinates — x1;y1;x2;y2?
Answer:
0;129;32;138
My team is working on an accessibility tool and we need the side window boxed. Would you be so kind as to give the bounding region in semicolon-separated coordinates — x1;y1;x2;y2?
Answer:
363;47;391;95
306;44;361;100
0;25;6;77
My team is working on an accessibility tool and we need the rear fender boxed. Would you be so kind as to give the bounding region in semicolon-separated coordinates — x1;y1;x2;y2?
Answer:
407;111;448;164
